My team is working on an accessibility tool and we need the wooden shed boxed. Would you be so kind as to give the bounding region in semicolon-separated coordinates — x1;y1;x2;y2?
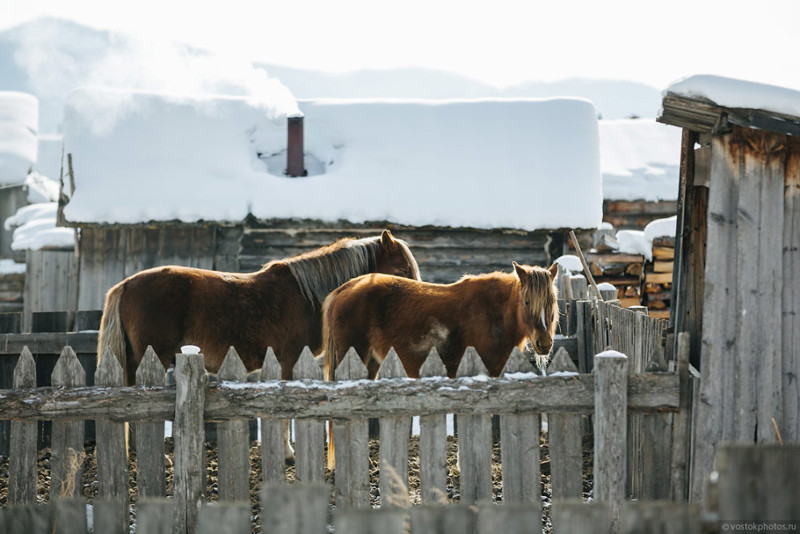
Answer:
658;75;799;501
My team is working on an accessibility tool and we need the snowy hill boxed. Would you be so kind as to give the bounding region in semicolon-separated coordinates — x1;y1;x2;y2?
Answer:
0;17;662;135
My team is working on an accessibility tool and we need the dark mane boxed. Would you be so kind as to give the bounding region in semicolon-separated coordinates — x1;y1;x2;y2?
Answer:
278;236;385;307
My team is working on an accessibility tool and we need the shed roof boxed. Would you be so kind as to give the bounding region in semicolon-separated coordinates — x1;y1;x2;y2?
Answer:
60;88;603;231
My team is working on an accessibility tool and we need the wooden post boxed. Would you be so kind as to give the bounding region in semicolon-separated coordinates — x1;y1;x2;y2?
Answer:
785;135;800;441
217;347;251;502
135;346;167;498
594;350;628;527
94;347;129;534
260;348;286;484
418;349;448;505
333;348;371;508
173;351;208;534
8;347;37;504
292;347;325;483
670;332;692;501
455;347;492;505
377;348;412;508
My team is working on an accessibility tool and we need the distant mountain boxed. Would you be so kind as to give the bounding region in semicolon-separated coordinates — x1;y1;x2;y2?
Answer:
0;17;662;134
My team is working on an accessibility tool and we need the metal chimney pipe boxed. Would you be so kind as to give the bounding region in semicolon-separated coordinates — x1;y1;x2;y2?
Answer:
286;116;306;177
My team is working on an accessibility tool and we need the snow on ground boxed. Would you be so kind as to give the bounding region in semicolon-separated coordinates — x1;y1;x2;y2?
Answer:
0;91;38;183
61;88;603;230
664;74;800;118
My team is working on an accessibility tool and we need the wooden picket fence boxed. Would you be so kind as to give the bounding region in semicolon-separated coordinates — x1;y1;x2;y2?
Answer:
0;329;684;533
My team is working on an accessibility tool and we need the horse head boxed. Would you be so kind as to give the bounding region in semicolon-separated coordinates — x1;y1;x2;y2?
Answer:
513;261;559;361
375;230;422;281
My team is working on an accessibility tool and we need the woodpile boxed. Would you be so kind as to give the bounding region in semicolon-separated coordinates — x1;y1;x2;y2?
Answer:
642;236;675;318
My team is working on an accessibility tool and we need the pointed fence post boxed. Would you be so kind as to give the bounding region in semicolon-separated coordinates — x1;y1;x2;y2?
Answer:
173;350;208;534
333;347;370;508
455;347;492;504
94;347;129;533
135;346;166;497
377;348;411;508
50;346;86;499
9;347;37;505
499;347;541;509
418;348;448;504
293;347;325;483
260;348;286;484
217;347;251;502
547;347;584;500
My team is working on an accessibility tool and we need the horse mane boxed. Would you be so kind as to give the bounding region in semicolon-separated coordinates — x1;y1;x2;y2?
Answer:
276;236;385;307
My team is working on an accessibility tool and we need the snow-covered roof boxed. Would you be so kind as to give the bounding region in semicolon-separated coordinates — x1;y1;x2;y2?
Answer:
60;87;603;230
0;91;38;183
599;119;680;202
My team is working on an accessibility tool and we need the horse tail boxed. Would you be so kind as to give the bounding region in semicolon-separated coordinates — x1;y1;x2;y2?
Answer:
97;281;130;385
322;296;338;470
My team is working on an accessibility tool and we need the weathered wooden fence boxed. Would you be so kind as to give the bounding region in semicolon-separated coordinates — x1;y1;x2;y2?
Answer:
0;335;684;533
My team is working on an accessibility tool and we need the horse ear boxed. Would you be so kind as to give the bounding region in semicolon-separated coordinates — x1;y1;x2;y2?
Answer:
380;229;396;250
548;263;559;280
513;261;529;282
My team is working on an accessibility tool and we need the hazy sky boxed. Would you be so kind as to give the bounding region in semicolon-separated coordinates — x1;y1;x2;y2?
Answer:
2;0;799;90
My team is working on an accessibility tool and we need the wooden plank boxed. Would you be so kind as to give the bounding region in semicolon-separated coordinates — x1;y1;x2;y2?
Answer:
594;351;628;528
135;346;166;498
136;498;176;534
53;498;88;534
476;503;541;534
456;347;492;505
0;502;53;533
670;333;692;501
334;509;406;534
261;483;330;534
332;348;370;508
259;348;286;484
620;502;701;534
197;502;251;534
49;347;86;499
292;347;325;483
691;130;740;502
784;135;800;441
552;499;613;534
713;444;800;521
547;348;583;500
417;349;448;505
377;348;411;507
410;505;476;533
173;352;208;534
8;347;37;504
93;499;130;534
499;348;541;507
0;332;97;354
94;348;129;533
644;272;673;284
217;347;251;502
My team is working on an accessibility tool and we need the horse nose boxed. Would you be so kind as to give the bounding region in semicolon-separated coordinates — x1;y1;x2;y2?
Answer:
535;339;552;354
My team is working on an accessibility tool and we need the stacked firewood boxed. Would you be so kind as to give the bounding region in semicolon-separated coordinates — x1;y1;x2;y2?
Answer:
641;236;675;318
583;235;644;308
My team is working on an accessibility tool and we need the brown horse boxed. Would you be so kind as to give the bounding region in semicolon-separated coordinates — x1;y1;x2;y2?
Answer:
322;261;559;380
97;230;421;385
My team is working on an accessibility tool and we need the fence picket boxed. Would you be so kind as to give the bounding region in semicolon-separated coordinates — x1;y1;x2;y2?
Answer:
217;347;251;502
50;346;86;500
260;347;286;484
136;498;175;534
93;498;130;534
476;502;541;534
552;499;613;534
292;347;325;483
620;501;702;534
261;483;330;534
499;347;541;508
418;348;448;505
547;347;583;500
377;348;412;507
335;508;407;534
135;346;166;497
333;347;370;508
9;346;37;505
455;347;492;504
94;348;128;534
410;504;476;533
197;501;251;534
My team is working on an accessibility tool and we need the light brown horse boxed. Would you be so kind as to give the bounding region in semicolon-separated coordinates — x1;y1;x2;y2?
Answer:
97;230;421;385
322;261;559;380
